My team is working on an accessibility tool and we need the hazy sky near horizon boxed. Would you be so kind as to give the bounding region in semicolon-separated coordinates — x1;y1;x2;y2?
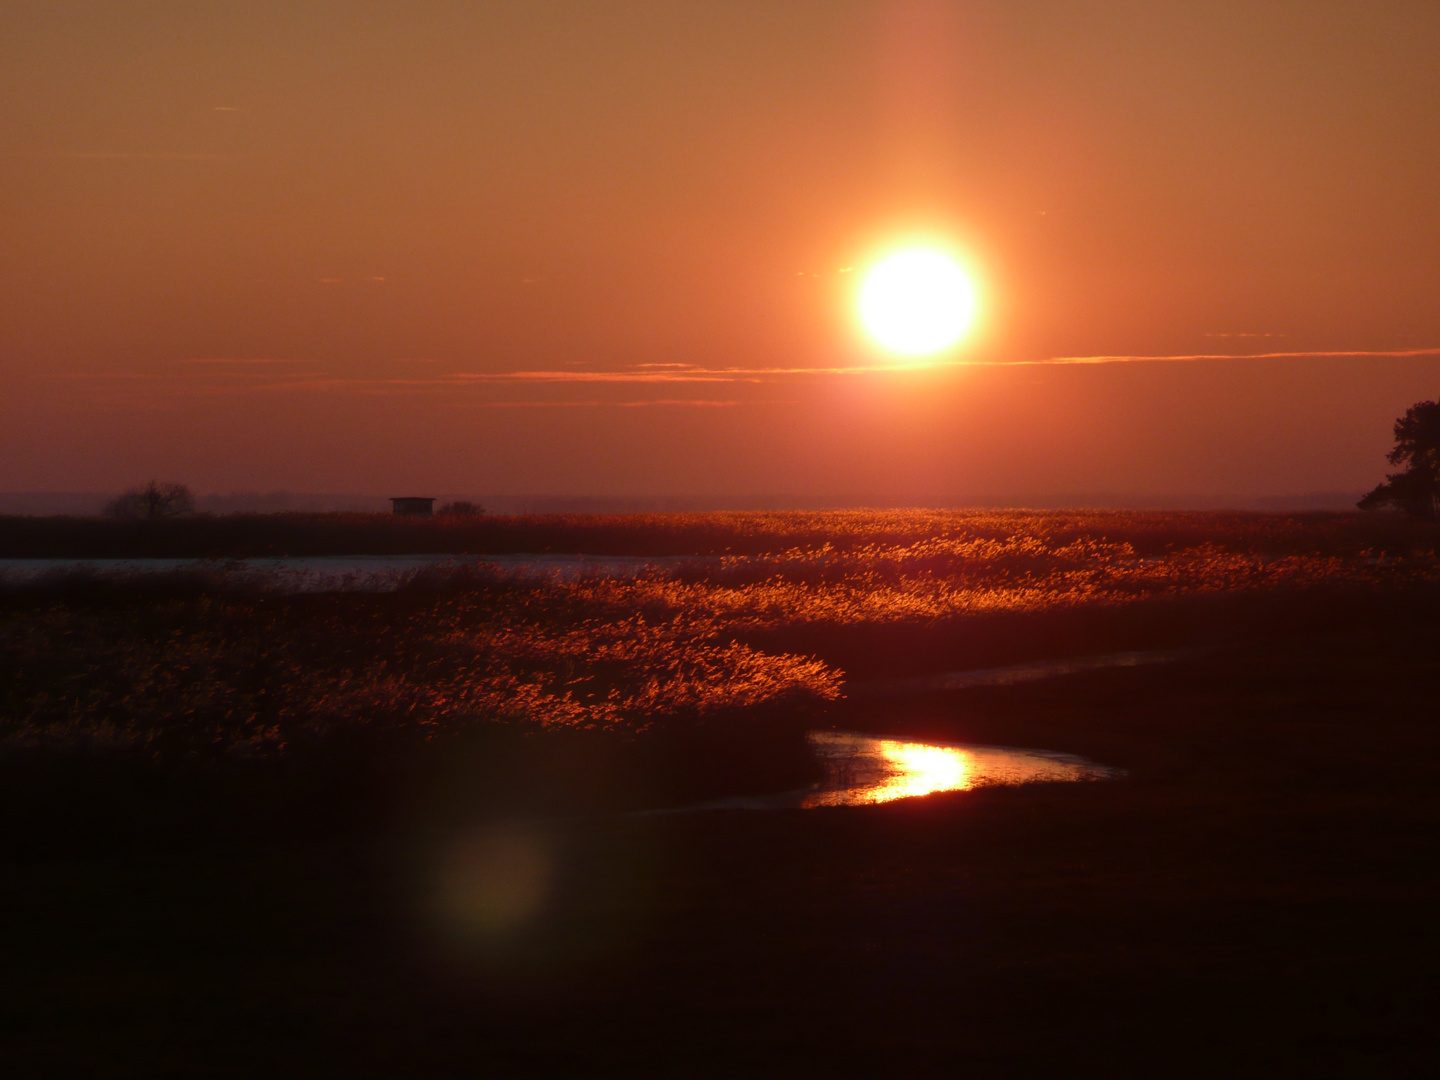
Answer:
3;1;1440;497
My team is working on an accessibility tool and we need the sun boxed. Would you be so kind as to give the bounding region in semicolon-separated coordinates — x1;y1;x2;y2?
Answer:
859;247;978;356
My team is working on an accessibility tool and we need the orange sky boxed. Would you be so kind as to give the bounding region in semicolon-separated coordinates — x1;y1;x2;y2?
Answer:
3;1;1440;499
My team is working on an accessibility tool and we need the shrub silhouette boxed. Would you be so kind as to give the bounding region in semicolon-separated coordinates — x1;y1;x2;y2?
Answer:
1358;400;1440;521
104;481;196;521
438;501;484;516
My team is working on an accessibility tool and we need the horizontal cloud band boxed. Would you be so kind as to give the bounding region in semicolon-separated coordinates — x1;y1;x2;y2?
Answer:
41;349;1440;411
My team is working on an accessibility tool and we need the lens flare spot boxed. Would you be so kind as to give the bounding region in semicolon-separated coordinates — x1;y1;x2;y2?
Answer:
433;823;553;939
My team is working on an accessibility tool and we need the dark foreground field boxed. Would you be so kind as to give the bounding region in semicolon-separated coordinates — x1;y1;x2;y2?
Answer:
3;512;1439;1076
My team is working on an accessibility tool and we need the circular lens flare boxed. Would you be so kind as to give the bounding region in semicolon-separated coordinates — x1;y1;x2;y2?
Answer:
859;248;977;356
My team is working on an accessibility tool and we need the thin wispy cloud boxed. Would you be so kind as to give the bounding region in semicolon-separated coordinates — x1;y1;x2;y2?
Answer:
447;361;945;385
49;372;160;380
44;349;1440;412
618;399;740;407
178;358;317;365
453;399;742;409
10;151;234;161
1033;348;1440;365
452;369;758;384
416;349;1440;385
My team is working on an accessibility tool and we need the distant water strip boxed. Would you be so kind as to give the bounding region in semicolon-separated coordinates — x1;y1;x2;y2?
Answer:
0;553;717;590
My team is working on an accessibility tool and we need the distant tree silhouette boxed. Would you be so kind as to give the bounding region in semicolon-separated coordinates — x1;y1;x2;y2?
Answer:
1358;400;1440;520
438;500;484;516
105;481;196;521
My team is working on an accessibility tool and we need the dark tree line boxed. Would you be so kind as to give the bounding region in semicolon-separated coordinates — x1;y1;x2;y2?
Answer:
1358;400;1440;521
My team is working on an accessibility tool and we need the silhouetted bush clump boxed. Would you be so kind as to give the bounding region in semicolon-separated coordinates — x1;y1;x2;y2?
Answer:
104;481;195;521
438;500;484;516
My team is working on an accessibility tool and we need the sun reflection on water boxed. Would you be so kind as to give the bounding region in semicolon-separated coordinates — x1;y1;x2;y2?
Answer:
802;731;1116;808
869;741;970;802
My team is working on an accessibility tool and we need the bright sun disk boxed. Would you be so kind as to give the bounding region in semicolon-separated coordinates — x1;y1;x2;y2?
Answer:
859;247;977;356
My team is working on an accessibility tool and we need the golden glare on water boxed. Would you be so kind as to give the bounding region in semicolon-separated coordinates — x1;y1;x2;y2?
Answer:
858;247;978;356
868;741;970;801
802;731;1117;808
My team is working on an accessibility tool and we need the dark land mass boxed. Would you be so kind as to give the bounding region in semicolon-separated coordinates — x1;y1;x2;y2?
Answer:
0;506;1428;559
1;513;1438;1076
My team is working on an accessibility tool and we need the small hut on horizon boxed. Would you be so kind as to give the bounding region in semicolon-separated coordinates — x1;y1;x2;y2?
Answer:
389;497;435;516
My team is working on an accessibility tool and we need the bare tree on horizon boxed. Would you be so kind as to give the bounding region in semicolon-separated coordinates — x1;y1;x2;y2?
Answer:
104;481;196;521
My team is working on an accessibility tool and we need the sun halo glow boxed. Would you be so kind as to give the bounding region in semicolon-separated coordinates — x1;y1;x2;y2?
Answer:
859;247;978;357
